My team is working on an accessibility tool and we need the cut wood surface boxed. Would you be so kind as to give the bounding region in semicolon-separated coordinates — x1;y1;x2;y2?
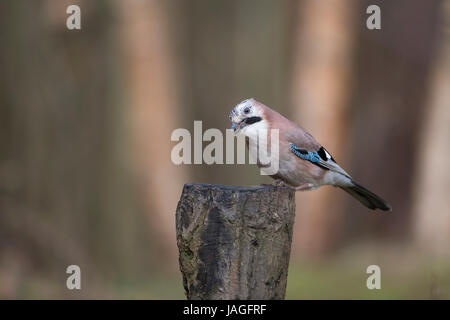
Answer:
176;183;296;300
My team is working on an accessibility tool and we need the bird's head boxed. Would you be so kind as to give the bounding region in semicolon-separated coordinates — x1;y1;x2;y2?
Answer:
229;98;265;135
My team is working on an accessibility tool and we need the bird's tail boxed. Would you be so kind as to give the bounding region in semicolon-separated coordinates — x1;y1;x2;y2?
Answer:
340;181;391;211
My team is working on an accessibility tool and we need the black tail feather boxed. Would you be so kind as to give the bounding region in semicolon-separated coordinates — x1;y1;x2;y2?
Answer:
340;181;392;211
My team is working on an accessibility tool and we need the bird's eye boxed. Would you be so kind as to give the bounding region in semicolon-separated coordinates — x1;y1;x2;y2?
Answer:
244;107;250;114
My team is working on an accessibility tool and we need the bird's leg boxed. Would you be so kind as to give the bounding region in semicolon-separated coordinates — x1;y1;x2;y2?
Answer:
294;183;315;191
259;179;293;189
272;179;288;187
262;180;315;191
271;179;298;190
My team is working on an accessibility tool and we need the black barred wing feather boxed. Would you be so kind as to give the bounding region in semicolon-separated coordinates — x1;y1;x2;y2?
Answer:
289;143;351;178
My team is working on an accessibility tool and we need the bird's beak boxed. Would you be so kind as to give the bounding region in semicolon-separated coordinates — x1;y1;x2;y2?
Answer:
231;119;246;133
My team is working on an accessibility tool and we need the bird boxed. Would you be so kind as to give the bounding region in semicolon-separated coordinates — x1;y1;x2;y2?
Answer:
229;98;391;211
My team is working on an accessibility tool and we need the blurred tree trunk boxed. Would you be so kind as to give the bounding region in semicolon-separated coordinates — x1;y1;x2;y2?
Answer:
342;0;440;242
117;0;187;265
289;0;356;257
413;1;450;256
0;0;116;273
0;0;155;297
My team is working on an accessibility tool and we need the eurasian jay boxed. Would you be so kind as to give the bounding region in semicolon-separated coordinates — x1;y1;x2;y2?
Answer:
229;98;391;211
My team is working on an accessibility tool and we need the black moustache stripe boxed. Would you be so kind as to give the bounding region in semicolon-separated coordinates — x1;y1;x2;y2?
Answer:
244;116;262;125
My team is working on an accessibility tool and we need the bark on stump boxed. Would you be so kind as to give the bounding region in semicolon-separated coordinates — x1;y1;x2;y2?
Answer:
176;183;296;300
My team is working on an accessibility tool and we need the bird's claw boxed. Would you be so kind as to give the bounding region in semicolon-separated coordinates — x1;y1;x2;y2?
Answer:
273;179;296;190
259;179;293;189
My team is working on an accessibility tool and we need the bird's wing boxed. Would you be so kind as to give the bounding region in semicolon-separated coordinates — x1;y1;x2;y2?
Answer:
285;125;352;178
289;142;351;178
268;115;351;178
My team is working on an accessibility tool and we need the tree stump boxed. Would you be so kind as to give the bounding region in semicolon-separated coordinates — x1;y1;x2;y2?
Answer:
176;183;296;300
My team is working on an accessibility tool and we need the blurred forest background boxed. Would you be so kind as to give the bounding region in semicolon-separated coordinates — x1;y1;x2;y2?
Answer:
1;0;449;299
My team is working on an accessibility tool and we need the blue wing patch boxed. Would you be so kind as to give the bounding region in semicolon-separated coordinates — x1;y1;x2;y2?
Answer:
289;143;321;163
